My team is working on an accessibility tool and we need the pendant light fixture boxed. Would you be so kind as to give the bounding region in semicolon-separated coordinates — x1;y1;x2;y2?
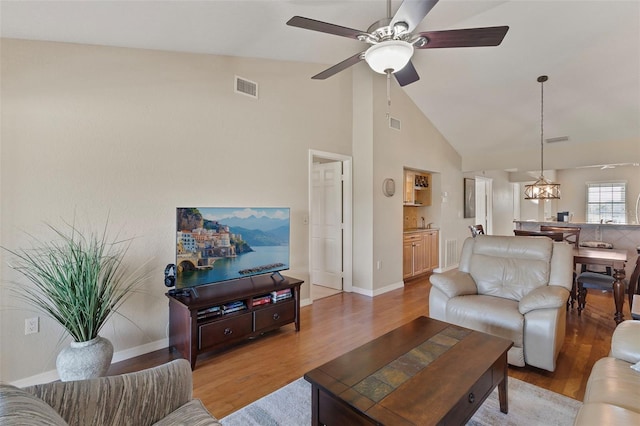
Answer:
524;75;561;200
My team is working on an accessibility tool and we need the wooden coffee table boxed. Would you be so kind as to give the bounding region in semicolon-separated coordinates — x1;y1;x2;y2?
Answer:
304;316;513;425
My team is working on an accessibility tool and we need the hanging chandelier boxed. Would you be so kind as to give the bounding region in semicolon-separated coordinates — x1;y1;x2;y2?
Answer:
524;75;561;200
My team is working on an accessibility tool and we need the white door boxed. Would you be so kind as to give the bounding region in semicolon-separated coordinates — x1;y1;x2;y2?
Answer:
475;177;493;234
311;161;343;290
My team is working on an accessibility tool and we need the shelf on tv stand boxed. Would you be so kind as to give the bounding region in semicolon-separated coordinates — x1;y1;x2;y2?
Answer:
166;274;303;369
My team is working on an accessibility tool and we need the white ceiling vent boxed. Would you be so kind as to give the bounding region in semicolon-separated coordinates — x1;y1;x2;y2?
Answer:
235;76;258;99
389;117;401;131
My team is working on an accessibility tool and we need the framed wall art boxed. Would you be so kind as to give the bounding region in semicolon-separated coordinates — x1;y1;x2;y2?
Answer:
464;178;475;218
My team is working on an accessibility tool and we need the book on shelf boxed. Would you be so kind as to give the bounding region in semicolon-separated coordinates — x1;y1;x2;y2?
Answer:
222;301;247;314
252;295;272;307
198;311;222;320
197;306;222;319
271;289;292;303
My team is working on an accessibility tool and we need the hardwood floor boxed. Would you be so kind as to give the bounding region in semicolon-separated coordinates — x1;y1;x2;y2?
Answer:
108;276;627;419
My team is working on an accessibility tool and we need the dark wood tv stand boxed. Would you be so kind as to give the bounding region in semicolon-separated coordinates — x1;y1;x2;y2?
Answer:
167;274;303;369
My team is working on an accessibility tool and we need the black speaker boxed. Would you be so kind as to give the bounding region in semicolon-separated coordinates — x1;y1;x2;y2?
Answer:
164;264;176;288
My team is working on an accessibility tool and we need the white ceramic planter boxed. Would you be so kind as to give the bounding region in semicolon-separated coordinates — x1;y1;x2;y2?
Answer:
56;336;114;381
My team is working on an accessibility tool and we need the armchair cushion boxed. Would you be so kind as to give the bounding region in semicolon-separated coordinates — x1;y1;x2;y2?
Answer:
446;295;523;347
519;285;570;315
429;270;477;298
469;235;553;300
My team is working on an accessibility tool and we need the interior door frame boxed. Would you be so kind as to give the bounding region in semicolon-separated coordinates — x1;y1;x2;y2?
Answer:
475;176;493;234
308;150;353;296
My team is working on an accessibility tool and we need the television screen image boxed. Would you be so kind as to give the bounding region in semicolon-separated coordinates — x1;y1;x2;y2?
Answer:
175;207;290;288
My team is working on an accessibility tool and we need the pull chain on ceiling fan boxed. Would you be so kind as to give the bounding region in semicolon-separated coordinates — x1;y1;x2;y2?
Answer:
286;0;509;87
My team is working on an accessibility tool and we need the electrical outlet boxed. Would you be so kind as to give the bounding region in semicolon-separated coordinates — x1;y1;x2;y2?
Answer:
25;317;39;335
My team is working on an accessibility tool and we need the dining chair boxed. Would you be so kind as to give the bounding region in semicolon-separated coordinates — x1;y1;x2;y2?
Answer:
540;225;581;247
513;230;564;241
469;224;485;237
628;251;640;320
540;226;582;308
576;251;640;317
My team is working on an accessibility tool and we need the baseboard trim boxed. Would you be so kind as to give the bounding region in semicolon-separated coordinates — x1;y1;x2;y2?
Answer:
10;338;169;388
351;281;404;298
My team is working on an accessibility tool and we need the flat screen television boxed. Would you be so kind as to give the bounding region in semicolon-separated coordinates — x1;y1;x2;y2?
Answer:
175;207;290;288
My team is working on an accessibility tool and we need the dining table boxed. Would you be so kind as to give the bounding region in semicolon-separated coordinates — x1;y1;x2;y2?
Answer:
572;247;628;324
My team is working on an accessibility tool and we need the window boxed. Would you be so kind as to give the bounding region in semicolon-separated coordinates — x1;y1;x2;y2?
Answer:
586;182;626;223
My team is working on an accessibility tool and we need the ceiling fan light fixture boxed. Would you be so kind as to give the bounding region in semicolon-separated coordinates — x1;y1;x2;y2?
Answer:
364;40;414;74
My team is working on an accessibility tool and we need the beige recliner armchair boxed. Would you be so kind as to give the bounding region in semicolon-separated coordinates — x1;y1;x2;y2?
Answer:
429;235;573;372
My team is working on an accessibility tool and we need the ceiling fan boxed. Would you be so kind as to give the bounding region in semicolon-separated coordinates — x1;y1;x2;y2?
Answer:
287;0;509;87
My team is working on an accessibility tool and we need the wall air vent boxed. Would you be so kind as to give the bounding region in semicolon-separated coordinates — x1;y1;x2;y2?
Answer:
389;117;401;131
234;76;258;99
545;136;569;143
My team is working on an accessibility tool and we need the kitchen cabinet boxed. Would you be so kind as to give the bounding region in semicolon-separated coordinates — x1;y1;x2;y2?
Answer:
403;229;439;279
403;170;432;206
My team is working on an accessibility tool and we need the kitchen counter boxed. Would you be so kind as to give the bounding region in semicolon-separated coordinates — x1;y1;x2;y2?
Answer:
514;220;640;230
404;227;439;233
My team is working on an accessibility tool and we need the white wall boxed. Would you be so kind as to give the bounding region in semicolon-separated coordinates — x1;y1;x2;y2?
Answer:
371;74;465;289
1;38;477;383
462;170;516;236
0;39;353;382
557;165;640;223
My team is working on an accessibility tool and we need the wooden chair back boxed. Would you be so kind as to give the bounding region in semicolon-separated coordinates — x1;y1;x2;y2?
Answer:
540;225;581;247
469;224;485;237
628;254;640;310
513;230;564;242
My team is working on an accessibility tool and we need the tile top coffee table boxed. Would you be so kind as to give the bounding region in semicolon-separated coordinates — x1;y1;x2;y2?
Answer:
304;316;513;426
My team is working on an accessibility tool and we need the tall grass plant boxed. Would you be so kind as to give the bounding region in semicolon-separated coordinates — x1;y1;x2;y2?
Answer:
3;221;147;342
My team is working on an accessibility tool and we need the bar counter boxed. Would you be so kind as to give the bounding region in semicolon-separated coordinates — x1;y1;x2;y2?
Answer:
514;220;640;277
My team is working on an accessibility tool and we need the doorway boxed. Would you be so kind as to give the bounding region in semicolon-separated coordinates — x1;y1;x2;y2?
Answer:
309;150;353;301
475;176;493;234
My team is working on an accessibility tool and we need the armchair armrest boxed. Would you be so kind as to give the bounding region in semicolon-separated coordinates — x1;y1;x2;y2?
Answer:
429;270;478;298
610;320;640;364
24;359;193;426
519;285;569;315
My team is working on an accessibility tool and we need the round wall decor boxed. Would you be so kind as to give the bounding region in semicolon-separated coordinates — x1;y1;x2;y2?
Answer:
383;178;395;197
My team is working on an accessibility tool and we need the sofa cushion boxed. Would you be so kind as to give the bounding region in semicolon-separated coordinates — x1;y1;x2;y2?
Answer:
445;295;523;347
469;236;552;300
0;384;68;426
611;321;640;364
574;403;640;425
583;357;640;414
153;399;221;426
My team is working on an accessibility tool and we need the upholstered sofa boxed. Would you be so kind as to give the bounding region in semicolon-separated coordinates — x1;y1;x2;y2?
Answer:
0;359;221;425
429;235;573;372
574;320;640;424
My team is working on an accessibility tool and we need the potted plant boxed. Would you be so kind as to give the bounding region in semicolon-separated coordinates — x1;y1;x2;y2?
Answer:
3;220;148;381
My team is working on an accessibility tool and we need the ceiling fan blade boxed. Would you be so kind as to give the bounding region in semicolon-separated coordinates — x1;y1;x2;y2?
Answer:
312;52;365;80
416;26;509;49
392;0;440;33
394;61;420;87
287;16;365;40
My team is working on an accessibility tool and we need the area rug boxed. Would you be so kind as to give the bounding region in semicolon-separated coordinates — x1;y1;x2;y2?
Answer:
220;376;581;426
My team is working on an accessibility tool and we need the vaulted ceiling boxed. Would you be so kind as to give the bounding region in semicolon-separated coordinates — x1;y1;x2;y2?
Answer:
2;1;639;172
